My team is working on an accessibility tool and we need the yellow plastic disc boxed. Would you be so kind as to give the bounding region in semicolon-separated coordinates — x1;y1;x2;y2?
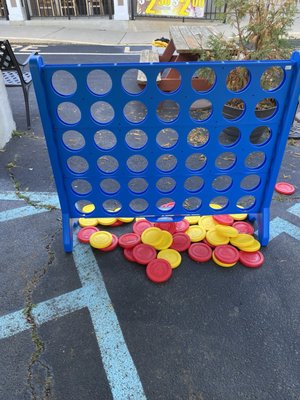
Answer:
89;231;113;249
215;224;239;238
229;213;248;220
97;218;117;226
186;225;206;242
155;231;173;250
198;215;217;231
82;204;95;213
118;217;134;223
238;239;261;252
79;218;98;227
135;217;146;221
206;230;229;246
184;216;200;225
209;203;222;210
230;234;255;249
157;249;182;269
212;251;236;268
141;227;163;247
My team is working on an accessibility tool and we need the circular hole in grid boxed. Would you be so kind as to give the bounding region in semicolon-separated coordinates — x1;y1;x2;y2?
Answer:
156;128;178;149
52;70;77;96
183;197;202;211
94;130;117;150
245;151;266;169
260;67;284;91
209;196;228;210
222;99;245;121
226;67;250;92
255;98;277;120
91;101;115;124
102;199;122;213
184;176;204;192
192;67;216;92
185;153;207;171
129;198;149;213
236;195;256;210
156;100;179;123
71;179;92;195
215;152;236;170
75;200;95;214
97;155;119;173
212;175;233;191
125;129;148;149
123;101;147;123
156;154;177;172
128;178;149;194
100;178;121;194
122;69;146;94
250;126;271;145
87;69;112;95
240;175;261;191
156;177;176;193
156;198;175;211
189;99;212;121
57;102;81;125
187;128;209;148
127;155;148;173
219;127;240;146
62;130;85;150
67;156;89;173
158;68;181;93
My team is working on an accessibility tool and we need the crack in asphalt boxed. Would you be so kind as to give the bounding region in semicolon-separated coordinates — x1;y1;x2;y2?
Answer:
24;226;61;400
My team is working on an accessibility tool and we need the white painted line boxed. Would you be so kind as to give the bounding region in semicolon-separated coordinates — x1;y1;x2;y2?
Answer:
0;205;48;222
14;52;141;56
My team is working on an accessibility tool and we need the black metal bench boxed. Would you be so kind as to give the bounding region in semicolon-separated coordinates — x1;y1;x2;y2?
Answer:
0;40;37;129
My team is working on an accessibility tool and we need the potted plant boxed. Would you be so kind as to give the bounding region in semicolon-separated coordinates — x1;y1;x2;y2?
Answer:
194;0;298;141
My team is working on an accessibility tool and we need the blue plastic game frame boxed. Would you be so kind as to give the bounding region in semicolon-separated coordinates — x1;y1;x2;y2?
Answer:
30;53;300;252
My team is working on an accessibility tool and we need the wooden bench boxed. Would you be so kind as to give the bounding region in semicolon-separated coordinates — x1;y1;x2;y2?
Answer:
137;49;161;85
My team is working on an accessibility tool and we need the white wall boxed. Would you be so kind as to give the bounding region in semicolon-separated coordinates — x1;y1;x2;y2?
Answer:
0;72;16;149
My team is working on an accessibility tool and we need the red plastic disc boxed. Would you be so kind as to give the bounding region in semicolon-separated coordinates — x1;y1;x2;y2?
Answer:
77;226;99;244
100;234;119;252
275;182;296;195
133;244;157;265
202;238;216;249
213;214;234;226
232;221;254;235
175;219;190;232
154;222;177;234
146;259;172;283
119;233;141;249
170;233;191;252
133;220;153;235
239;250;264;268
188;243;212;262
111;220;124;227
214;244;240;264
123;247;136;262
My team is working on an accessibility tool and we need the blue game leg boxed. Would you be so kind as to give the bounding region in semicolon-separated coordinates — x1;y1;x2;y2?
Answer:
62;213;73;252
256;207;270;246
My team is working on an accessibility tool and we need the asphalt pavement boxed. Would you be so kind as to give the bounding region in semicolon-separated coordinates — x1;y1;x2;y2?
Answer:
0;43;300;400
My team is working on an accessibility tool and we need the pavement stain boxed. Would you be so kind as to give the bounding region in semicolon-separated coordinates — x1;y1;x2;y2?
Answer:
23;226;61;400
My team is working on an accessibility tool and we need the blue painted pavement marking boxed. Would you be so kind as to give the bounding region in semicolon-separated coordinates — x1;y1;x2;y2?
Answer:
288;203;300;218
0;225;147;399
0;205;48;222
269;216;300;241
73;236;147;400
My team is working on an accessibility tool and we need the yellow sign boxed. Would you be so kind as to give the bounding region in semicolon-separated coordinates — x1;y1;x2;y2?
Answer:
137;0;205;17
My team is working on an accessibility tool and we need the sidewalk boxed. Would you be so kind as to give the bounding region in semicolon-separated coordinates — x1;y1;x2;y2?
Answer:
2;14;300;46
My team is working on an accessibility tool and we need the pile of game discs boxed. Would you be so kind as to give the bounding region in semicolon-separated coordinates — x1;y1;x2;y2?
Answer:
77;212;264;284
